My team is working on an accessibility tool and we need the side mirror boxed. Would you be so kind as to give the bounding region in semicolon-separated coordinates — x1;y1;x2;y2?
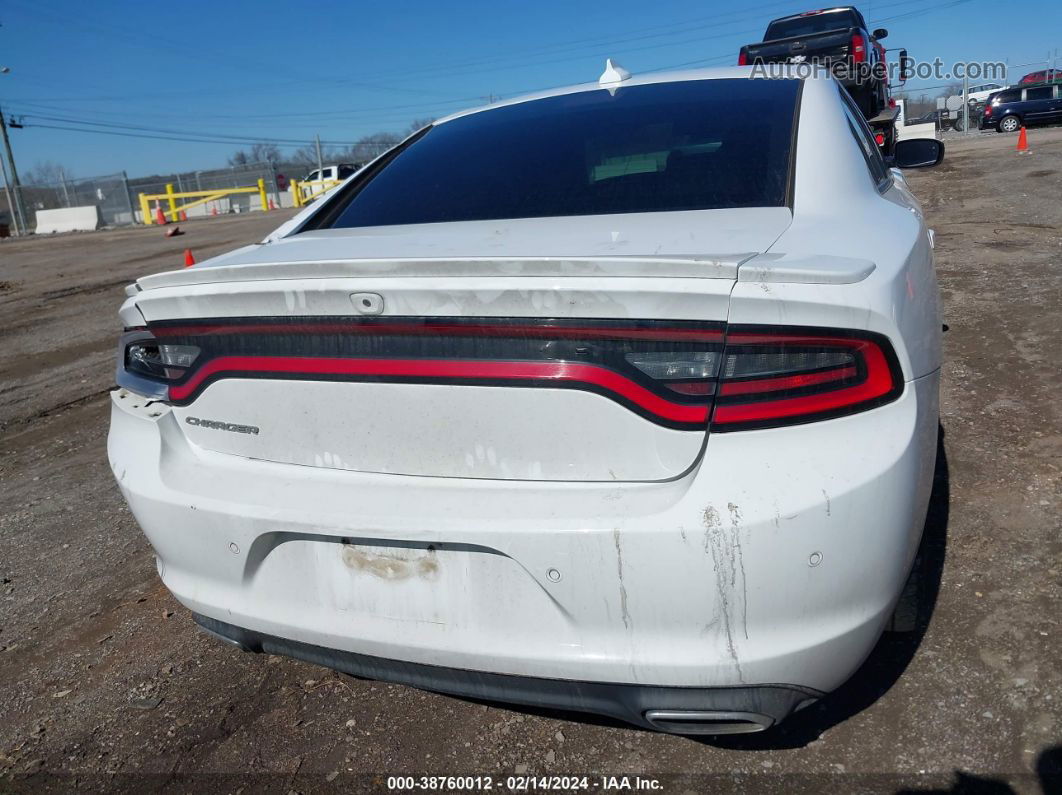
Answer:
898;49;913;81
889;138;945;169
873;28;888;40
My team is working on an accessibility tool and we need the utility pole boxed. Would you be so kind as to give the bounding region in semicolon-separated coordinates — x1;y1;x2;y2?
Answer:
0;143;19;236
961;74;969;136
121;170;136;226
0;101;27;234
314;133;324;173
0;65;28;234
59;166;70;207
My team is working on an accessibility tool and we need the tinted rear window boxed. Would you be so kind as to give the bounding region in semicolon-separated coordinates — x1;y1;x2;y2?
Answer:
764;10;860;40
321;79;798;230
996;89;1021;103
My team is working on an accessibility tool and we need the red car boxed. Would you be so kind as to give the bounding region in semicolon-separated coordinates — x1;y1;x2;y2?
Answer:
1020;69;1062;84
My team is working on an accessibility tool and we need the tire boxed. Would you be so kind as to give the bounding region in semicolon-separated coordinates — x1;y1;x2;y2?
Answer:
998;115;1021;133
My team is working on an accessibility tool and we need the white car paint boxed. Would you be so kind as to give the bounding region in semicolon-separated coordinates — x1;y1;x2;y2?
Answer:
108;66;941;734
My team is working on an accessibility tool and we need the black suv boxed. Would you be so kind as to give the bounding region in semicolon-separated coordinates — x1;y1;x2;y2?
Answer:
981;84;1062;132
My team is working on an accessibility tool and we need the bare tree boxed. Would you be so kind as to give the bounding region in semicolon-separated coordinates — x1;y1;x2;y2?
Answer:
249;142;282;164
23;160;73;186
406;117;435;134
349;132;402;162
290;143;330;168
229;142;282;167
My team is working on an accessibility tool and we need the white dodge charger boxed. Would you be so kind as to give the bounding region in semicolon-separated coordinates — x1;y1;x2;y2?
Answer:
109;65;944;734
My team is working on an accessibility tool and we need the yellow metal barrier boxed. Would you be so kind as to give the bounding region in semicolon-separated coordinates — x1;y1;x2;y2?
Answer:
138;178;270;225
291;178;342;208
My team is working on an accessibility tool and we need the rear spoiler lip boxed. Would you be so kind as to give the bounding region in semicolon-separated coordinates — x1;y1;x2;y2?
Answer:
134;251;873;291
737;253;876;285
134;254;758;291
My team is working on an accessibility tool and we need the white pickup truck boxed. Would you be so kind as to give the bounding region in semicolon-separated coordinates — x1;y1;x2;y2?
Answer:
298;163;361;202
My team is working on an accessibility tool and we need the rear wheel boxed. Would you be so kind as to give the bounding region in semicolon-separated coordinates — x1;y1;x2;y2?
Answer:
998;115;1021;133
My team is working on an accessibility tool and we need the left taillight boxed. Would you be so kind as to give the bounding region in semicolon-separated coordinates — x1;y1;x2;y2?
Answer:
850;33;867;63
710;328;902;431
116;329;200;399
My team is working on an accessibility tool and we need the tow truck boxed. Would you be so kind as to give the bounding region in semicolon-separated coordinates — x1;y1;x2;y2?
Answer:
739;6;912;157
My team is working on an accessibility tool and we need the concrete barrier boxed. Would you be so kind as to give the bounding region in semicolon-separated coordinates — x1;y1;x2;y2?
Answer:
35;205;103;234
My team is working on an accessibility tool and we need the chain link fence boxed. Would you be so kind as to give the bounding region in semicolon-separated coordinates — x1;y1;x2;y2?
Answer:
131;161;279;204
19;171;137;227
8;142;400;233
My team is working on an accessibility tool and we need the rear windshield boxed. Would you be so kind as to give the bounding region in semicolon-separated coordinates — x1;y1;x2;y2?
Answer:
320;78;799;230
764;10;861;40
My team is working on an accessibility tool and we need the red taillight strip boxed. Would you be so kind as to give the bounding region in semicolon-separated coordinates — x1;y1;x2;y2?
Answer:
151;321;724;343
712;338;897;427
719;365;857;397
713;377;888;424
167;356;709;425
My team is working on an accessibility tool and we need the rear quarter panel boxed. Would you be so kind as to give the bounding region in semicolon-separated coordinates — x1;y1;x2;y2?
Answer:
732;76;941;381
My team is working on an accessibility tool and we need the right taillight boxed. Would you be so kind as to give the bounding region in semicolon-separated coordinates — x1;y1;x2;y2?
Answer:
737;51;749;66
984;104;993;117
710;327;903;431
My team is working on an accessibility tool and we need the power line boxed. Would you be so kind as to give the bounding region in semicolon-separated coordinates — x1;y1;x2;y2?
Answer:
3;0;965;127
19;122;363;149
7;0;992;156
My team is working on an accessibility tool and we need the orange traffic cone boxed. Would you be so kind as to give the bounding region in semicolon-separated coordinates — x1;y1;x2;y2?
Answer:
179;210;188;221
211;206;218;216
155;205;167;225
1016;126;1029;153
183;249;195;267
268;198;276;210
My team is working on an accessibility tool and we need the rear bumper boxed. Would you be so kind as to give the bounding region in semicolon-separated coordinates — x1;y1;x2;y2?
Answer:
108;371;939;725
195;613;818;733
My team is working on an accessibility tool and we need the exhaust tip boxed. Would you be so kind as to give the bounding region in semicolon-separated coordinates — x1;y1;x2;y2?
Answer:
643;709;773;735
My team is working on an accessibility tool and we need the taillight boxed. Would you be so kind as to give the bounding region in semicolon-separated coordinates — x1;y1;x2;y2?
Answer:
710;328;902;431
875;132;885;146
984;104;993;117
127;341;200;379
117;329;200;399
625;351;720;396
850;33;866;63
115;320;902;432
120;318;727;430
738;50;749;66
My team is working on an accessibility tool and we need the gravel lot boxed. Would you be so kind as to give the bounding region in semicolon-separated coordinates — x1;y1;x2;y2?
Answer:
1;128;1060;793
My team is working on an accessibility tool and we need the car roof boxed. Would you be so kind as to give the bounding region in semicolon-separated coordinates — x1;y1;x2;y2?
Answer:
432;65;816;127
768;6;859;23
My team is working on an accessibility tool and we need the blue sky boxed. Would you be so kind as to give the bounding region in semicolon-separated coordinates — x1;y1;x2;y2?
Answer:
1;0;1059;178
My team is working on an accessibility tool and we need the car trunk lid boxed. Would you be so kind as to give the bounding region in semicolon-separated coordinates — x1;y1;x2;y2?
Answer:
127;209;791;482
